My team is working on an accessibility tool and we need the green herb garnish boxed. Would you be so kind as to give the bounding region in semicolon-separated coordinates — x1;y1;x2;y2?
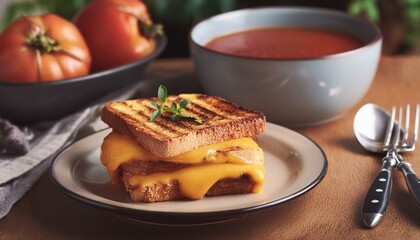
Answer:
150;85;202;124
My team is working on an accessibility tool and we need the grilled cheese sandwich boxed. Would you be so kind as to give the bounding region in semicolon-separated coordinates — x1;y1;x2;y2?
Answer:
100;93;266;202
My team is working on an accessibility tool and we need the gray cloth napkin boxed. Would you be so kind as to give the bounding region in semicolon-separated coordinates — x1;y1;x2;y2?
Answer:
0;82;140;219
0;62;200;219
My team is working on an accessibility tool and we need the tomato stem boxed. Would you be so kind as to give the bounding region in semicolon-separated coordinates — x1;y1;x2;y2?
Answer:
114;5;163;39
139;21;164;39
27;31;61;54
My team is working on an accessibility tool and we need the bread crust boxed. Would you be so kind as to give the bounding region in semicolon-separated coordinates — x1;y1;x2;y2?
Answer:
119;160;256;202
101;94;266;157
124;175;254;203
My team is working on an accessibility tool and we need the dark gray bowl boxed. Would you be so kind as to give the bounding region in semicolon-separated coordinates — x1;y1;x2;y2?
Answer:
0;35;167;125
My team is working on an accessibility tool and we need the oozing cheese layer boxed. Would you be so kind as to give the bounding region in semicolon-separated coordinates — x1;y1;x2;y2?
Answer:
126;164;265;199
100;131;265;198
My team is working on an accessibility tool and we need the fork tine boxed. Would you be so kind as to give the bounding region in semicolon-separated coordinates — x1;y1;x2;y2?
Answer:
384;106;396;148
413;104;419;147
393;106;403;148
403;104;410;144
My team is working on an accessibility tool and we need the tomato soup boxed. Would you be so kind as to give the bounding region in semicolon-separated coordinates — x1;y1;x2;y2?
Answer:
205;27;363;59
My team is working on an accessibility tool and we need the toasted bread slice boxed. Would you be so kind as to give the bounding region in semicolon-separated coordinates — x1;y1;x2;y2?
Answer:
120;160;255;203
124;177;254;203
101;94;266;158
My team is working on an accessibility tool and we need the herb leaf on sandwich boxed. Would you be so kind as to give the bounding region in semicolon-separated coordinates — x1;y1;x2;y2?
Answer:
150;85;202;124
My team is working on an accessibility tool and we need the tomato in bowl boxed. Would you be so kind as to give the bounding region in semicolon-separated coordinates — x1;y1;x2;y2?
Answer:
0;34;166;125
0;26;166;125
0;1;166;125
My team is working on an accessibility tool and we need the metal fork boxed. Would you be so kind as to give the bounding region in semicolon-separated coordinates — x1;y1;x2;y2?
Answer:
392;105;420;208
362;104;420;228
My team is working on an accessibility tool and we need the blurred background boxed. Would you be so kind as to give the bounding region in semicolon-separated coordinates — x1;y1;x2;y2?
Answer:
1;0;419;58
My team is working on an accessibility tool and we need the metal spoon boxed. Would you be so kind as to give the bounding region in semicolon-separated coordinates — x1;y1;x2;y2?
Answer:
354;104;398;228
354;103;420;228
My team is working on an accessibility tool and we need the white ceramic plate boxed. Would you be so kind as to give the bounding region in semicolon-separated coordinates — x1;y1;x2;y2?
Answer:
50;122;327;225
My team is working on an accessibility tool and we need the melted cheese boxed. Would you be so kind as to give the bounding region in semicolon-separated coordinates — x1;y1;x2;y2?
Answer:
127;164;265;199
100;131;265;198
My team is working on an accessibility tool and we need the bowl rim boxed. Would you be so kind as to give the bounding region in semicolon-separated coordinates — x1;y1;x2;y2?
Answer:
0;34;167;86
189;6;383;61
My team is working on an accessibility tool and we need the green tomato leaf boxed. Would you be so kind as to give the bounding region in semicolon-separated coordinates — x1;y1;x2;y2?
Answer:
405;0;420;5
365;0;380;22
348;1;362;16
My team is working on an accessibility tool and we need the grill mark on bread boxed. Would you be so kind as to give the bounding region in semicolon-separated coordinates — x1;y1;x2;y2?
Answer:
154;115;192;134
180;95;241;121
180;94;256;119
132;105;152;119
142;102;156;112
114;102;178;138
161;96;214;122
125;101;192;138
185;101;225;121
111;110;169;138
140;99;198;134
211;100;252;116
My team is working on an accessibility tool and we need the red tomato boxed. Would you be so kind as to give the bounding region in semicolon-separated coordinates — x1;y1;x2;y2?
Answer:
0;14;91;83
74;0;161;72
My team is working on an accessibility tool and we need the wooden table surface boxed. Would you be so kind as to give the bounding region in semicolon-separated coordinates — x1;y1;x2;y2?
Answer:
1;57;419;239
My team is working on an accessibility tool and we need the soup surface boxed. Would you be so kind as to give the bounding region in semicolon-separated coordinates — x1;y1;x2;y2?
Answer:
205;27;363;59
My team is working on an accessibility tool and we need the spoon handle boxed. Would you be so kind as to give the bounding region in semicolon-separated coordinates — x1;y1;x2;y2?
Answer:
398;160;420;208
362;153;395;228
